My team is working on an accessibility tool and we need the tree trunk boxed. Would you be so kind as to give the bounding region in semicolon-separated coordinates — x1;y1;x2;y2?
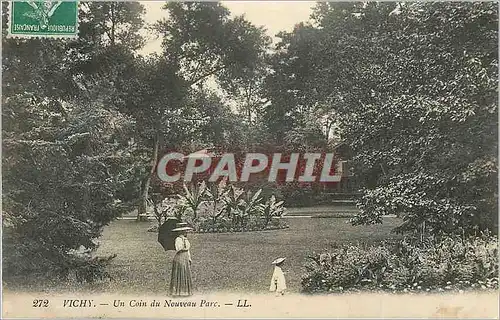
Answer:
137;135;160;221
110;4;116;46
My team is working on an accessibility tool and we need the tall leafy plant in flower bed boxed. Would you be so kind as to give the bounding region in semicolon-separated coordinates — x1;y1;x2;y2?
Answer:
260;195;286;227
178;182;207;219
301;234;498;294
233;189;264;227
205;180;229;223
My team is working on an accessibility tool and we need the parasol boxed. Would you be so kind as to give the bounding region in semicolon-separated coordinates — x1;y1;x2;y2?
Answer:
158;217;181;251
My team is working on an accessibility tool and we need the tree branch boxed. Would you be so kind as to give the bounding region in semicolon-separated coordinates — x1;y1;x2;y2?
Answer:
188;65;226;87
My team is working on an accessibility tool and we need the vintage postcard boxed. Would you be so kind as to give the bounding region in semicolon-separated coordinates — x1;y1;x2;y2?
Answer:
2;1;499;319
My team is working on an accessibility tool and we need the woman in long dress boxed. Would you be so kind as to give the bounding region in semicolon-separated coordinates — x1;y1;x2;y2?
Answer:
169;225;193;296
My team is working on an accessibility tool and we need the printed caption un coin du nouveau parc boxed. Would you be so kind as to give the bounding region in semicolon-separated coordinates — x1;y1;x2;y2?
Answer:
60;298;251;309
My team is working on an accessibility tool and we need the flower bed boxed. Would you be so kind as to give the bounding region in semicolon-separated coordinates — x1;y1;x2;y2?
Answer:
301;234;498;294
192;216;289;233
148;181;290;234
147;217;289;233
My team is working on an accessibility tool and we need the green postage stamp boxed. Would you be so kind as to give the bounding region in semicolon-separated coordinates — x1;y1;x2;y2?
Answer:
8;1;79;38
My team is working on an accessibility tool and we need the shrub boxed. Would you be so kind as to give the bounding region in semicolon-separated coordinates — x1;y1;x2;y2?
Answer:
192;215;289;233
156;181;289;233
301;234;498;293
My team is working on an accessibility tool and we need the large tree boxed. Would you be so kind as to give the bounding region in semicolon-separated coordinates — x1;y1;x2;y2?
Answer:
2;2;146;281
342;2;498;236
264;2;498;236
117;2;271;219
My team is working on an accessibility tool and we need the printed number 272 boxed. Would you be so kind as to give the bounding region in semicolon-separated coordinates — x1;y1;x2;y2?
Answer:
33;299;49;307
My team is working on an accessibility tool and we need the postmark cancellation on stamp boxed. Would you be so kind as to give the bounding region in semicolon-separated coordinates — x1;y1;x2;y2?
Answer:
7;1;78;39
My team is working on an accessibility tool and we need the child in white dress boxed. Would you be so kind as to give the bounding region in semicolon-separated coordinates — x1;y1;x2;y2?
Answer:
269;257;287;296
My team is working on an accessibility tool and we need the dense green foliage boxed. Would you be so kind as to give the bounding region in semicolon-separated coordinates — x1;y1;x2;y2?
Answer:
265;2;498;236
2;2;145;281
115;2;270;218
302;234;498;293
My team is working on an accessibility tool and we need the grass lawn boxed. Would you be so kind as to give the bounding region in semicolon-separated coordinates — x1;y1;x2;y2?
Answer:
286;205;359;214
4;217;402;294
96;217;401;294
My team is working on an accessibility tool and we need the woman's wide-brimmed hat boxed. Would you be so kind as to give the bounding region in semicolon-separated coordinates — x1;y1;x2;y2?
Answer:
171;222;193;232
272;257;286;265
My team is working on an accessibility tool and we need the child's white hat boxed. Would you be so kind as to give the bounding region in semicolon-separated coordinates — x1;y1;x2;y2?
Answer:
272;257;286;265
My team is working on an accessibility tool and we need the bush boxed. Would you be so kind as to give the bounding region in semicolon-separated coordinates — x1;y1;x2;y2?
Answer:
301;234;498;293
2;100;134;283
191;215;289;233
3;235;116;284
